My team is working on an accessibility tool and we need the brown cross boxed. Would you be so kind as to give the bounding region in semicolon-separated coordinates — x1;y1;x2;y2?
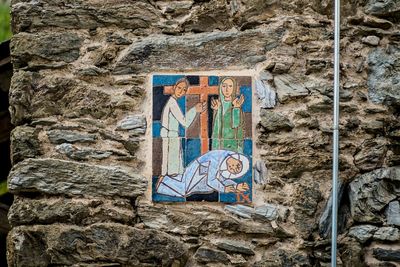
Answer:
164;76;219;154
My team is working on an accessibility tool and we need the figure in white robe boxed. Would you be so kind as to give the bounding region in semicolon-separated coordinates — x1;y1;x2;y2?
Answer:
160;78;206;176
156;150;250;197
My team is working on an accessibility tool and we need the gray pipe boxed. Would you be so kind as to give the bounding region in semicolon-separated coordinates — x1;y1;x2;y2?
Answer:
331;0;341;265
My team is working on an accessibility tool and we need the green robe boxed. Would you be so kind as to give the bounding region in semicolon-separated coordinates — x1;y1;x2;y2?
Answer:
211;97;244;152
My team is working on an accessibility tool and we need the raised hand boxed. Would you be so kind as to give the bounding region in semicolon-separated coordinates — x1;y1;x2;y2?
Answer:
225;185;236;193
236;182;249;192
195;101;207;113
211;98;221;110
232;94;245;108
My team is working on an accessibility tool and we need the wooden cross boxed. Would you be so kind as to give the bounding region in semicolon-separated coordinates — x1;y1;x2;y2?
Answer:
164;76;219;154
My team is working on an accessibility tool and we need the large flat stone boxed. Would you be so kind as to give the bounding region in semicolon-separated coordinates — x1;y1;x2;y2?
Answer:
11;32;82;68
137;201;290;237
113;27;284;74
7;223;188;267
8;196;135;227
8;158;147;198
11;0;161;32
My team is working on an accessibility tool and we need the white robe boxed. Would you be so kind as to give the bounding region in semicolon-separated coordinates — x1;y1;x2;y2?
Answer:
160;97;196;175
156;150;250;197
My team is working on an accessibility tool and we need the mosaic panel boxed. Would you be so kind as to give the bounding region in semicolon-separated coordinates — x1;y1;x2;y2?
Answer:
152;75;252;203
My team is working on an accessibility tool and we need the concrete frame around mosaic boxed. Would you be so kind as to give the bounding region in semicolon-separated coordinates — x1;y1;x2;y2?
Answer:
152;75;252;203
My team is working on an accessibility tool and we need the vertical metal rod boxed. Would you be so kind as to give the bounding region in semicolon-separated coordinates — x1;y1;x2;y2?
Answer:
331;0;341;265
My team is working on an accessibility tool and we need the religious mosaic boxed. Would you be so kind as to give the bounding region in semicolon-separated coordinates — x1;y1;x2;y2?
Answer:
152;75;252;203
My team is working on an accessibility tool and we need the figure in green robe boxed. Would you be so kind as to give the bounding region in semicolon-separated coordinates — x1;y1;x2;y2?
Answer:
211;77;245;152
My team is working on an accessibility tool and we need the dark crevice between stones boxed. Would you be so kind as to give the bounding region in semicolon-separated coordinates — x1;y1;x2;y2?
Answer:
0;39;13;267
318;181;351;239
129;197;142;224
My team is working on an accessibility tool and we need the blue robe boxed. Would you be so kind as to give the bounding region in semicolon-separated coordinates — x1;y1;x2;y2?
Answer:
156;150;249;197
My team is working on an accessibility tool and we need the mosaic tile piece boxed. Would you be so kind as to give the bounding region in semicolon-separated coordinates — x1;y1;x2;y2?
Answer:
152;75;252;203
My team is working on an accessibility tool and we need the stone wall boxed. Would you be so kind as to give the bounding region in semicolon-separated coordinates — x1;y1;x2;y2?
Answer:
6;0;400;266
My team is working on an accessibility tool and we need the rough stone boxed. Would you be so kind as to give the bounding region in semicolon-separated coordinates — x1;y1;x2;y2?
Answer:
272;61;293;74
11;1;161;33
224;204;254;219
11;32;82;68
386;201;400;226
7;223;188;267
349;167;400;223
365;0;400;19
8;196;135;227
10;73;120;121
138;202;247;235
47;130;97;144
373;226;400;241
254;249;310;267
8;158;147;198
137;202;288;237
339;237;363;267
255;204;279;222
373;248;400;262
194;246;229;264
225;203;288;222
8;70;35;125
361;120;384;134
10;126;41;164
116;115;146;131
293;183;322;238
227;254;247;265
254;160;268;185
55;143;113;160
260;130;332;178
106;33;132;45
354;138;387;172
75;66;108;77
348;14;393;29
273;74;309;103
362;36;380;46
367;45;400;107
348;225;378;243
259;110;294;133
122;138;141;155
214;239;255;255
113;28;283;74
305;58;332;74
255;78;276;108
181;0;232;32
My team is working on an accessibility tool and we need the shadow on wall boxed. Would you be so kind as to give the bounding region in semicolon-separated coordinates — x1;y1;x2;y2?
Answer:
0;39;13;267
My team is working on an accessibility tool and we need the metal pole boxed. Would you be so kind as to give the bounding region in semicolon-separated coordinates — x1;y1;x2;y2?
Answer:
331;0;340;265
